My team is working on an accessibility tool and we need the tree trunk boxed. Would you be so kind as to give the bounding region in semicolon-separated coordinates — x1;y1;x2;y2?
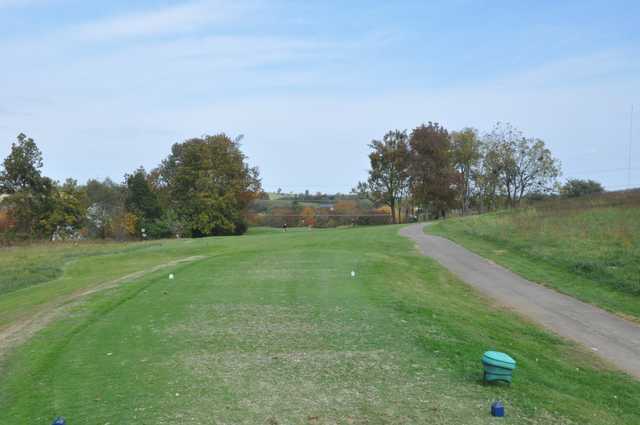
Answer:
390;200;396;224
462;169;469;216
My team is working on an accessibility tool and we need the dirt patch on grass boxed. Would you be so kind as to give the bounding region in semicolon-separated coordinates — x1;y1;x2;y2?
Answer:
180;349;423;423
174;347;564;425
161;301;532;424
168;304;328;339
164;303;391;355
0;255;206;368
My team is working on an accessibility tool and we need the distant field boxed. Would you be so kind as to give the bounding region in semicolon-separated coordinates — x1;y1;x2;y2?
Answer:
1;226;639;424
429;192;640;320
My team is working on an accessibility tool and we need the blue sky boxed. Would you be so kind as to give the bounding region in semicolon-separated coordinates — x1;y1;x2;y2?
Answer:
1;0;639;192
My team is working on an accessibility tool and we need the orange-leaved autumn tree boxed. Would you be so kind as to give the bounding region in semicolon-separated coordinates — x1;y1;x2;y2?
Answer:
300;206;316;226
334;200;359;216
358;130;411;224
0;210;16;232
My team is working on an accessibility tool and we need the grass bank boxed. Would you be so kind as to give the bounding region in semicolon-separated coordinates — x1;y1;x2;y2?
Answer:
0;239;213;331
428;194;640;321
1;226;639;424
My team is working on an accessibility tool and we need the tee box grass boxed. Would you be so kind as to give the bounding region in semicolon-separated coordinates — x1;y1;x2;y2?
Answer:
0;225;639;424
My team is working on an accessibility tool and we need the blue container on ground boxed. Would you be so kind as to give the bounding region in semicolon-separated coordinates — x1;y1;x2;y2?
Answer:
52;417;66;425
491;401;505;417
482;351;516;383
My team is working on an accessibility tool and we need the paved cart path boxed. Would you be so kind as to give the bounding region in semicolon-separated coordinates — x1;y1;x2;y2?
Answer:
400;223;640;379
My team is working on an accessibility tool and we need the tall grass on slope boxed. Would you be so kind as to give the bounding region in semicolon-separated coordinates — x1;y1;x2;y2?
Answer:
0;242;164;296
429;191;640;317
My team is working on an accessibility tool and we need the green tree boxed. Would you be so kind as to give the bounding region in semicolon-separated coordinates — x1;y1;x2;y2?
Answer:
125;167;162;222
561;179;604;198
357;130;411;224
409;123;456;218
159;134;261;237
0;133;44;193
46;179;87;239
451;128;481;215
484;122;561;207
146;167;171;211
473;140;502;212
0;133;57;238
126;167;185;239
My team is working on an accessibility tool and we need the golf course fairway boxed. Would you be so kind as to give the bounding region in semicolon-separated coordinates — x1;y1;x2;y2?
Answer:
1;225;638;424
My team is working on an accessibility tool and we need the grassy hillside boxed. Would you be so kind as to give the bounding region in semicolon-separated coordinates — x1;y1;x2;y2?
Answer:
0;239;211;334
1;226;639;424
429;192;640;320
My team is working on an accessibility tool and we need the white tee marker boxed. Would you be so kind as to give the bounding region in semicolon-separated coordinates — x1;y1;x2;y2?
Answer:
169;273;175;280
351;271;356;278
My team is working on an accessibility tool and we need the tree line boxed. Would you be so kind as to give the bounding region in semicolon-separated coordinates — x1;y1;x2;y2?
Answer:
0;133;261;242
357;122;568;222
0;123;607;240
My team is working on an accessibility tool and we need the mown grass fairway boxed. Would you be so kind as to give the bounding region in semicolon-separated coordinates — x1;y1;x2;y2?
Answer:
1;226;639;424
428;200;640;321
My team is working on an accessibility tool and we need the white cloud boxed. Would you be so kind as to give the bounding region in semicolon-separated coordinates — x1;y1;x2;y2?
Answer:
490;48;639;89
71;1;254;41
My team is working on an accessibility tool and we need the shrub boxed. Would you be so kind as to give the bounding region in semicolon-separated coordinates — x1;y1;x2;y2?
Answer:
561;179;604;198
